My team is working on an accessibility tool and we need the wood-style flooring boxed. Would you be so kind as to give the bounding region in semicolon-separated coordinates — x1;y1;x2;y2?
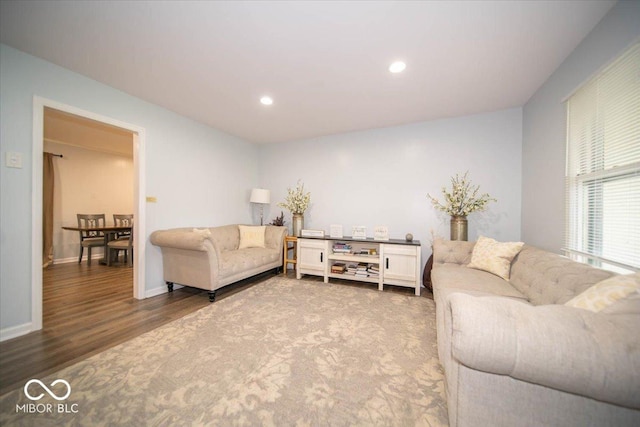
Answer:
0;262;274;396
0;263;429;396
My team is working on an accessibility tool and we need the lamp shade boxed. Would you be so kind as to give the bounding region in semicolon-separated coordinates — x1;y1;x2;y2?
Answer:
250;188;270;204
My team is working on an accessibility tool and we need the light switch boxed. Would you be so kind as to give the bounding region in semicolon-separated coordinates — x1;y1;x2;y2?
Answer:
5;152;23;168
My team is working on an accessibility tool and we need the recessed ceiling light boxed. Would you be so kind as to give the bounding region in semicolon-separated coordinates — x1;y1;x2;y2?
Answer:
260;96;274;106
389;61;406;73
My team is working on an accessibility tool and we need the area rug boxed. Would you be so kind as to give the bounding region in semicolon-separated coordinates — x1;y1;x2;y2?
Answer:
0;277;448;426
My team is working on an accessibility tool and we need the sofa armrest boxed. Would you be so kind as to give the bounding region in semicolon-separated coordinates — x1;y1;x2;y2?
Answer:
433;238;475;267
447;293;640;408
150;228;221;290
265;226;287;251
150;228;213;252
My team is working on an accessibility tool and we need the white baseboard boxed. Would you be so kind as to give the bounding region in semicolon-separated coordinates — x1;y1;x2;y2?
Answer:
0;322;33;342
145;283;183;298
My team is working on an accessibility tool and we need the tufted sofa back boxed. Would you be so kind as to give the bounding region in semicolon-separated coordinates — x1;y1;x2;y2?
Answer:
207;224;287;253
432;239;617;306
510;246;615;305
209;225;240;252
432;239;475;266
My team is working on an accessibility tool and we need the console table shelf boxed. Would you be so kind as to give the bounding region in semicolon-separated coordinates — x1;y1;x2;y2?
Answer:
296;236;421;295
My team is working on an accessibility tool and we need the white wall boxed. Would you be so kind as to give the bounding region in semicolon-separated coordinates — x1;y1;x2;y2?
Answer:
44;141;135;262
522;1;640;253
0;44;258;333
259;108;523;271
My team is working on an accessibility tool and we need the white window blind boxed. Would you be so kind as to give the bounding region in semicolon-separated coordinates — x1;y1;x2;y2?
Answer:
565;42;640;272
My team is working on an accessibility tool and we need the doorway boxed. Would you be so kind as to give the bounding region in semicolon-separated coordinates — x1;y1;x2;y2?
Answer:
31;97;146;331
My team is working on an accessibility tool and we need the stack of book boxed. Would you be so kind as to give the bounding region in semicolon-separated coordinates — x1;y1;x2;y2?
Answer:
355;263;369;278
332;242;352;254
331;262;346;274
367;265;379;277
346;264;358;275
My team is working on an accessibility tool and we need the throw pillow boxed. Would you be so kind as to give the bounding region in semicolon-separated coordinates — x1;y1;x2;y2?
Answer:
192;228;212;237
238;225;266;249
565;272;640;313
467;236;524;280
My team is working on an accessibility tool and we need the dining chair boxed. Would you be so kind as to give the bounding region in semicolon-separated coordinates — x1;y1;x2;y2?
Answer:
77;213;106;265
113;214;133;240
107;226;133;267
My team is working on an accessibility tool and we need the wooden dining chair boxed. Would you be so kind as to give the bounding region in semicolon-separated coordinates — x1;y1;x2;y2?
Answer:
113;214;133;240
77;213;106;265
107;226;133;267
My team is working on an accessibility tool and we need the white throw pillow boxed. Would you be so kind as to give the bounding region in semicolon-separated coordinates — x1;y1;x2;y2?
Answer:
238;225;266;249
467;236;524;280
565;273;640;313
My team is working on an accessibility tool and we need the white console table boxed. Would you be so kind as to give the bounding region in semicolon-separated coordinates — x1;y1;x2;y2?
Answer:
296;236;422;295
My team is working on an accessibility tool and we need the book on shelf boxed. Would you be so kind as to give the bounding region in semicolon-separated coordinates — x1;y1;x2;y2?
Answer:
357;248;377;256
355;262;370;277
331;262;347;274
332;242;352;254
346;263;358;275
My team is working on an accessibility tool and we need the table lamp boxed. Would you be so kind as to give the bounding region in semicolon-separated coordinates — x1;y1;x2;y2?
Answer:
250;188;270;225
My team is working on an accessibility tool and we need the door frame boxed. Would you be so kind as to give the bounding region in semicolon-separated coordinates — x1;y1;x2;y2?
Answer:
31;96;147;331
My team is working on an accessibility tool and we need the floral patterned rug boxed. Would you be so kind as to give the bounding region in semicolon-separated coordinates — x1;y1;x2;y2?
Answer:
0;277;448;426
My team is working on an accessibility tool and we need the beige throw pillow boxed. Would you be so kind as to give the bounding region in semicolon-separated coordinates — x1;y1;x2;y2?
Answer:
565;273;640;313
467;236;524;280
238;225;266;249
192;228;212;237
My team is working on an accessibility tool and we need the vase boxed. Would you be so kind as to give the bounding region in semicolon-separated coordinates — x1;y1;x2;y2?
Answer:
450;216;468;241
292;213;304;237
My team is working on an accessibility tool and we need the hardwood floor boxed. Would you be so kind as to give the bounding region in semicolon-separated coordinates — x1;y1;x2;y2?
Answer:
0;262;273;396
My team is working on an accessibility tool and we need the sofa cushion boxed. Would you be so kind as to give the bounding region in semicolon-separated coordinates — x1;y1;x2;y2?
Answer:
602;291;640;315
467;236;524;280
238;225;266;249
448;293;640;409
432;265;528;300
565;273;640;313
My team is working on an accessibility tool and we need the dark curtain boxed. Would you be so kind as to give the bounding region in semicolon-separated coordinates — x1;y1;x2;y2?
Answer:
43;152;55;268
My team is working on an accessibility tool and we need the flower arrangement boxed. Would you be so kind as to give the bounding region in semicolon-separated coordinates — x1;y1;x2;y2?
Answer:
270;211;286;226
278;180;311;214
427;172;496;217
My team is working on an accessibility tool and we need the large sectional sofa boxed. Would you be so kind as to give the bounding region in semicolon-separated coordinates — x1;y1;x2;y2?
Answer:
150;225;287;301
431;238;640;427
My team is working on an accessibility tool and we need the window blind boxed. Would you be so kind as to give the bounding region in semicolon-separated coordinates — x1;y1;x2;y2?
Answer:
565;42;640;271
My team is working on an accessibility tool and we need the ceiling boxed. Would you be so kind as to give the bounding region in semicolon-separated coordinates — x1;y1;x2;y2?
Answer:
0;1;615;144
44;107;134;157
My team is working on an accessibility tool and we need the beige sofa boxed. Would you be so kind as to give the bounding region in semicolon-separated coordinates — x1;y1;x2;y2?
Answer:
431;239;640;427
150;225;286;301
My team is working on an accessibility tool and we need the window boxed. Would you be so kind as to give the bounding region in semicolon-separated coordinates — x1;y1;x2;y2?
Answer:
565;42;639;272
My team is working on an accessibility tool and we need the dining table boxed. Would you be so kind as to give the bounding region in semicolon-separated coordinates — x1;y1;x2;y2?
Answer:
62;224;133;265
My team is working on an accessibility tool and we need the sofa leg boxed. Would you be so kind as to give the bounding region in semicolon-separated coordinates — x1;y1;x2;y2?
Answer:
166;281;174;292
208;290;217;302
